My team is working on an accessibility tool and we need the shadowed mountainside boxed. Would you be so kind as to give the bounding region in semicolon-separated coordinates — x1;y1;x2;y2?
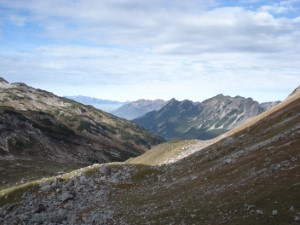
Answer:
133;95;279;140
0;86;299;224
0;78;164;188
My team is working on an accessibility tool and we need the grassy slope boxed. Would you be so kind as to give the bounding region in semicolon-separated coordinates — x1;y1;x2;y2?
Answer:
1;92;299;224
129;92;300;166
126;139;198;166
110;92;300;224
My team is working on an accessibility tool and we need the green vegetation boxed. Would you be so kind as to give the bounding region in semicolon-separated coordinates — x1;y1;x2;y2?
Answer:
36;88;54;97
127;139;198;166
0;181;41;207
0;163;105;207
77;120;94;132
4;93;29;101
131;165;162;182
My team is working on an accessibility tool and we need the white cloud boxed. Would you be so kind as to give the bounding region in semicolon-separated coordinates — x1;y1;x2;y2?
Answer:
0;0;299;102
259;0;300;15
1;0;299;54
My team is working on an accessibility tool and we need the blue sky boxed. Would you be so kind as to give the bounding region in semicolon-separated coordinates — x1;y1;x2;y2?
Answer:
0;0;299;102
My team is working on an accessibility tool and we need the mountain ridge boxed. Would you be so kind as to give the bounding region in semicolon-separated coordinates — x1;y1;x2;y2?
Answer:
1;87;299;224
111;99;168;120
133;94;280;140
0;78;164;188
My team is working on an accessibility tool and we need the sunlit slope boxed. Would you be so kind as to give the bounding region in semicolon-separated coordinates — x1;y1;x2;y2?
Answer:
129;90;300;167
126;139;220;165
1;89;299;225
114;90;300;224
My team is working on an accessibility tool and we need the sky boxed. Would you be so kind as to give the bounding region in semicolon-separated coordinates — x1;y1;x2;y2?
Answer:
0;0;299;102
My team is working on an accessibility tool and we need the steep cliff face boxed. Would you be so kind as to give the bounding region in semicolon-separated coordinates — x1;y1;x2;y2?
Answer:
133;95;277;140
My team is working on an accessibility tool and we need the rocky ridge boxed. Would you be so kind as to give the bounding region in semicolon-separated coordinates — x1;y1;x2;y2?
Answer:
1;87;299;224
0;78;163;188
133;95;280;140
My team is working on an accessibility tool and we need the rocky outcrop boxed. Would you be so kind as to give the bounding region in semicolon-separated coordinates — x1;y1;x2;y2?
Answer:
0;164;135;225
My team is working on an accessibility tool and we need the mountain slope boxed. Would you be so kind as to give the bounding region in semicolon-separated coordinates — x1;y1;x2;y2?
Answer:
133;95;279;140
65;95;125;112
111;99;167;120
0;78;163;188
1;87;299;224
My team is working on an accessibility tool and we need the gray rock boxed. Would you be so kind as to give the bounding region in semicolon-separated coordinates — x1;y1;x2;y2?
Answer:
51;209;68;223
31;213;45;223
100;165;111;176
256;210;263;215
0;207;6;217
31;209;68;224
67;212;77;225
244;203;256;211
40;184;52;192
33;204;46;214
18;213;30;221
272;210;278;216
60;191;76;202
65;179;75;188
271;164;281;173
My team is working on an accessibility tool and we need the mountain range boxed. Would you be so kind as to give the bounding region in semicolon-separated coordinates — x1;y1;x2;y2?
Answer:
0;78;163;188
111;99;168;120
1;86;299;225
133;95;280;140
65;95;126;112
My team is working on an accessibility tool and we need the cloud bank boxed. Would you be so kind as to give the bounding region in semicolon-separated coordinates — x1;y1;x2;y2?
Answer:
0;0;299;101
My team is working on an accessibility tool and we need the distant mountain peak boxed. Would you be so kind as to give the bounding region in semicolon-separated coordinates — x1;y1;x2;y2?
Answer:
178;99;194;108
133;94;271;140
164;98;179;107
111;99;168;120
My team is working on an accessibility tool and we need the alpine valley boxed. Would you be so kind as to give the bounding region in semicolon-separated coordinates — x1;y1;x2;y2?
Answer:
1;84;299;225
